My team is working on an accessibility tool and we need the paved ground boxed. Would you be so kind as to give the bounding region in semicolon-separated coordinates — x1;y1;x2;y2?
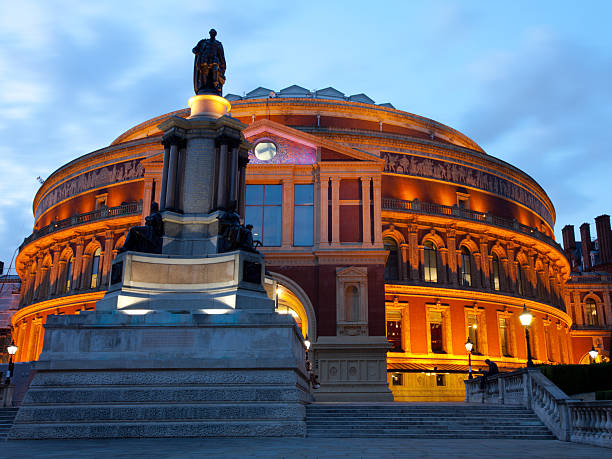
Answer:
0;437;609;459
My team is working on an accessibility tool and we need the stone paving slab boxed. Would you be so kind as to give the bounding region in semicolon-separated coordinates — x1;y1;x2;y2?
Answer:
0;437;608;459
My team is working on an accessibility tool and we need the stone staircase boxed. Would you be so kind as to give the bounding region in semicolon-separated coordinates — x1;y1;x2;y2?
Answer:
0;408;18;440
306;404;555;439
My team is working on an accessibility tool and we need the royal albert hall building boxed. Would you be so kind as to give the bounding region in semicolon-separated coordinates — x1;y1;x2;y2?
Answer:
12;84;598;401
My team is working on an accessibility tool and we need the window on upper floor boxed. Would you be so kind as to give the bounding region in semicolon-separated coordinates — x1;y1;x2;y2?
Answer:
467;314;480;354
90;248;101;289
499;317;512;357
491;254;501;291
424;241;438;283
585;298;599;326
384;237;399;281
245;184;282;246
460;247;472;287
430;310;445;353
293;184;313;246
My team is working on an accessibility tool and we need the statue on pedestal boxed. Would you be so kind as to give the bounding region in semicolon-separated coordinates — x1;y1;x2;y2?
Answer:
193;29;226;96
119;202;163;254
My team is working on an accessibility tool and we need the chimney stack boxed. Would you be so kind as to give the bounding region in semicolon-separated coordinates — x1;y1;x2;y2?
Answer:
580;223;592;271
595;214;612;264
0;261;3;276
562;225;576;251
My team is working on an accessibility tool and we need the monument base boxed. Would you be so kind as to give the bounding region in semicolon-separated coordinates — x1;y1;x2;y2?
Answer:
9;309;310;439
188;94;231;119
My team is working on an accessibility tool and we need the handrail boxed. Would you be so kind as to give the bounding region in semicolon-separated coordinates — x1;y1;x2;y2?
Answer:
19;202;143;251
382;197;562;253
465;368;612;447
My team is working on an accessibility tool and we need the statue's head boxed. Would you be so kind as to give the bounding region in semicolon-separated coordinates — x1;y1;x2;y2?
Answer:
209;29;217;39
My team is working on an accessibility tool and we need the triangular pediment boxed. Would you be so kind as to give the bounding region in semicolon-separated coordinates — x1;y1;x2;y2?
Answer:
336;266;368;278
244;119;383;164
348;93;375;104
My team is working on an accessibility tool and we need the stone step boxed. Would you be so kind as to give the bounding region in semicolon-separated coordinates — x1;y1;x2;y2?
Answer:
307;432;556;439
0;408;18;440
307;421;545;427
15;403;304;423
23;385;305;405
8;420;307;440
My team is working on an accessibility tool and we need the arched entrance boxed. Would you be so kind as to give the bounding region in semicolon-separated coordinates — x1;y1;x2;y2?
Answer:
265;272;317;341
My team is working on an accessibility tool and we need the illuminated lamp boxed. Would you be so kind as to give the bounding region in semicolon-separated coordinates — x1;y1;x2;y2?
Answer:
589;346;599;362
465;338;473;379
5;340;18;385
519;305;534;367
304;335;311;351
7;341;18;356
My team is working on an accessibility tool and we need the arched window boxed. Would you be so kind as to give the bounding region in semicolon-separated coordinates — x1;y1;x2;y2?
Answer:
585;298;599;326
384;237;399;281
491;254;501;291
460;247;472;287
345;286;360;322
90;247;101;289
65;256;74;293
424;241;437;283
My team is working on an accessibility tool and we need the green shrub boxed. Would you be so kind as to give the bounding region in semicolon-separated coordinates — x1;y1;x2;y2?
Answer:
538;363;612;395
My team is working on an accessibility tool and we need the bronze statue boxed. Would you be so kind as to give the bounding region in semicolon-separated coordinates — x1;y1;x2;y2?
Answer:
119;202;163;254
192;29;226;96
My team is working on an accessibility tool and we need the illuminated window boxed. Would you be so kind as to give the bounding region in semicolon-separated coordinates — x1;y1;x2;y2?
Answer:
491;254;500;291
65;257;74;293
384;237;399;281
499;317;512;357
467;314;479;354
387;320;402;352
460;247;472;287
436;374;446;386
253;141;277;161
424;241;437;283
294;184;313;246
430;311;444;353
90;248;101;289
95;193;108;209
391;373;403;386
245;184;282;246
585;299;599;326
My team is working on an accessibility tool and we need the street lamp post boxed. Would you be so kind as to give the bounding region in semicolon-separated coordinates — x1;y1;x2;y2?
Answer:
6;340;18;385
519;305;534;368
465;338;473;379
589;345;599;363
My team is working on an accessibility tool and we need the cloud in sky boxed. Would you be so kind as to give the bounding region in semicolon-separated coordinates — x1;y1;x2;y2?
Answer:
0;1;611;272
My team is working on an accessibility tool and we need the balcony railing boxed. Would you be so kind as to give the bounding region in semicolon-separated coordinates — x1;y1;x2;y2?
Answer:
382;197;562;252
20;202;143;251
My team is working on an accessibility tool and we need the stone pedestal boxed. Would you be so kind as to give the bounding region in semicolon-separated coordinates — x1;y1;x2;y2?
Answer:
9;309;309;439
312;336;393;402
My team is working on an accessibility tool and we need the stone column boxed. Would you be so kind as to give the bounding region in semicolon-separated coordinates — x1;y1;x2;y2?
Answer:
229;146;239;203
473;253;482;289
159;143;170;209
447;230;458;286
318;176;329;247
372;177;383;245
101;231;115;288
400;244;409;281
216;143;228;209
480;240;490;290
439;248;449;284
500;257;509;292
331;177;340;245
165;143;179;210
142;178;154;224
603;292;612;327
32;255;43;301
72;238;84;292
49;247;61;296
408;225;419;281
418;245;425;281
281;177;294;248
361;176;371;246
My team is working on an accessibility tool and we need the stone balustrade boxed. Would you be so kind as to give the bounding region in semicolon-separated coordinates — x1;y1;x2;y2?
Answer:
19;201;143;251
465;367;612;448
383;197;562;252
